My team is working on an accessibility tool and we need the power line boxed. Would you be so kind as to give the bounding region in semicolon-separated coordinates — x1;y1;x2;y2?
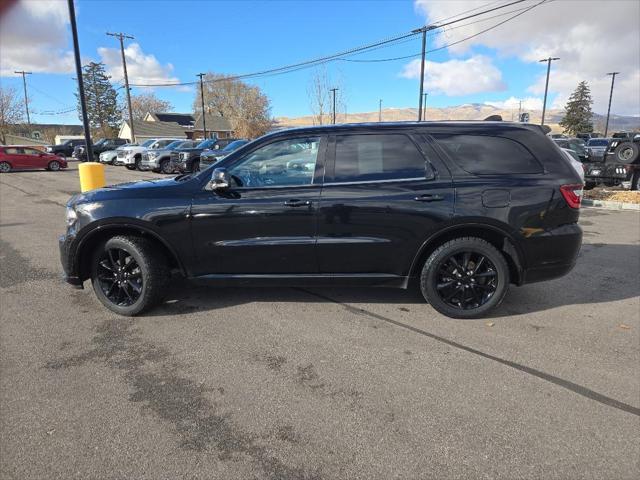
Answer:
340;0;547;64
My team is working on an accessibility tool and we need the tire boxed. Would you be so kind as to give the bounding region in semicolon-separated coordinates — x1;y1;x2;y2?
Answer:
90;235;170;316
420;237;510;319
584;181;596;190
47;160;61;171
135;156;142;171
125;165;136;170
192;159;200;172
0;161;11;173
613;142;639;164
160;159;173;174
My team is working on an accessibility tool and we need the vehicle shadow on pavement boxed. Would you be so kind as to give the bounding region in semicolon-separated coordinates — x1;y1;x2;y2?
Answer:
148;242;639;319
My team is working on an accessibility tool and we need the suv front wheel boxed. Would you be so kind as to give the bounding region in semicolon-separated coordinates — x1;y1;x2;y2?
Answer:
90;235;170;316
420;237;510;319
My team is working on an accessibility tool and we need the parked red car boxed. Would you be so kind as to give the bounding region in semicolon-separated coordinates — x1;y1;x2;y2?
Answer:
0;146;67;172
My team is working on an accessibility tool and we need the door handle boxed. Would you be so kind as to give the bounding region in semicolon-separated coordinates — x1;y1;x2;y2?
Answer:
284;199;312;207
414;194;444;202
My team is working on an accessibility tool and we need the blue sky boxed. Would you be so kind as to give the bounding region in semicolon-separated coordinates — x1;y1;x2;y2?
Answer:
1;0;638;125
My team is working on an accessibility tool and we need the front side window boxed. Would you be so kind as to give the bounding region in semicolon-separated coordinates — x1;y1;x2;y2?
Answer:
333;134;427;183
228;137;320;188
434;134;543;175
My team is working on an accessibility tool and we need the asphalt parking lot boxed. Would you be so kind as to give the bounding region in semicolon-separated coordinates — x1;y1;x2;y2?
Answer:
1;163;639;480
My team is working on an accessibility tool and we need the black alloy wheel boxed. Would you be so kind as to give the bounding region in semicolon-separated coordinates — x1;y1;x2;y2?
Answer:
421;237;509;319
434;251;497;310
96;248;143;307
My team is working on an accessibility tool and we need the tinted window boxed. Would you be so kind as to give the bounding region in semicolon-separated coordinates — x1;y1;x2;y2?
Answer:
588;139;609;147
229;137;320;188
435;134;543;175
333;134;427;182
4;147;22;154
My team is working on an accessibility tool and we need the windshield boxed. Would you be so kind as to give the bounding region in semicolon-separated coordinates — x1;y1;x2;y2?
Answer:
164;140;183;150
141;139;156;148
222;140;248;152
196;139;216;149
588;139;609;147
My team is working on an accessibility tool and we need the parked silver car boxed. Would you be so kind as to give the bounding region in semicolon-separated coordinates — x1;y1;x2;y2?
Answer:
99;143;137;164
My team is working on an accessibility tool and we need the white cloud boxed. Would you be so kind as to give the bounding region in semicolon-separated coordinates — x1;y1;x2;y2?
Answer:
413;0;640;115
400;55;505;96
0;0;74;75
98;43;181;89
485;96;543;111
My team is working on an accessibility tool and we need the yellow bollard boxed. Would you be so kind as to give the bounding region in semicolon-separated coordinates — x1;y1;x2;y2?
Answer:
78;162;106;192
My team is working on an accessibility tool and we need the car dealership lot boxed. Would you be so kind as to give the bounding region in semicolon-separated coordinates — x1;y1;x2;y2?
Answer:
1;165;639;479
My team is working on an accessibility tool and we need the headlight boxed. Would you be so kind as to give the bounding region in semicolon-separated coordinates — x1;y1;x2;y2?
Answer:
66;207;77;226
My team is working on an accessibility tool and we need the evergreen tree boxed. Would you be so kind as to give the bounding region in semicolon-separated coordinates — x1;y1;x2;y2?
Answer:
76;62;120;138
559;81;594;135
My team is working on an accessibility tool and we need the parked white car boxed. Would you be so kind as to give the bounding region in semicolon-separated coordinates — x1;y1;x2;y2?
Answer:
99;143;136;164
114;138;182;170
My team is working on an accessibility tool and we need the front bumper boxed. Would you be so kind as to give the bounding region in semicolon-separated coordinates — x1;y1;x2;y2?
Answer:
584;163;627;185
59;233;83;288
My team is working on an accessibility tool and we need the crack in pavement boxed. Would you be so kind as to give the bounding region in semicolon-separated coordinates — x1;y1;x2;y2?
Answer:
297;288;640;417
45;319;322;480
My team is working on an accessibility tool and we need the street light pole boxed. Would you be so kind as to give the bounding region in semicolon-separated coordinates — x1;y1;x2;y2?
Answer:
330;88;339;124
67;0;93;162
539;57;559;125
604;72;619;137
106;32;135;142
197;73;207;139
14;70;32;126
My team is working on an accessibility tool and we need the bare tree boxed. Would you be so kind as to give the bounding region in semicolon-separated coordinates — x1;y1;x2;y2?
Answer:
127;92;173;121
195;73;273;138
308;67;347;125
0;86;25;144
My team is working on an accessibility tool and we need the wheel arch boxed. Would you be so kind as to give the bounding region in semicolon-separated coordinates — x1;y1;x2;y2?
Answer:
409;222;525;285
75;222;186;281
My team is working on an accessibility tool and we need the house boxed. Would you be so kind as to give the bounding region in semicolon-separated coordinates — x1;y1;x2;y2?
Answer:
118;119;187;143
191;113;234;140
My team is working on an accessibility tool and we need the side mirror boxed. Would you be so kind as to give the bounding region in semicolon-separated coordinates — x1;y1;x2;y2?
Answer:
206;168;230;191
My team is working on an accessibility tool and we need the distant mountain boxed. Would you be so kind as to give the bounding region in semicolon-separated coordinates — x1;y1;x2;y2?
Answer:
276;104;640;134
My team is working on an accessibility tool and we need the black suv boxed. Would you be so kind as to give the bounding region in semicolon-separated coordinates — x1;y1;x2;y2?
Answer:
59;122;583;318
176;138;237;173
73;138;128;161
47;139;85;158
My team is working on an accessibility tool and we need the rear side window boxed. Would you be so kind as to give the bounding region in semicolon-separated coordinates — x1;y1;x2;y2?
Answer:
334;134;428;182
434;134;543;175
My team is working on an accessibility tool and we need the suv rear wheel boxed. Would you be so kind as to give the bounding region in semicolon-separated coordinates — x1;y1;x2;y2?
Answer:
90;235;170;316
420;237;510;319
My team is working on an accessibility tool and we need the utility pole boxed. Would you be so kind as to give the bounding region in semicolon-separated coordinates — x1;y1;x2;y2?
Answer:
330;88;339;124
197;73;207;139
422;92;428;121
604;72;619;137
14;70;32;126
413;26;436;122
378;99;382;122
539;57;559;125
106;31;135;142
67;0;93;161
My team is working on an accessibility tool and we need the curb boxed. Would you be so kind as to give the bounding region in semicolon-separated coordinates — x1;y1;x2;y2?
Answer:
582;199;640;211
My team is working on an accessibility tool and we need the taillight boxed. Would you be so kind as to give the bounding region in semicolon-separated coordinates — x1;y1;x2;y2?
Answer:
560;184;583;209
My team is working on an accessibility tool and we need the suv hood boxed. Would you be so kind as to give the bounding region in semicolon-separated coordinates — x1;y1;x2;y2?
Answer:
69;177;187;205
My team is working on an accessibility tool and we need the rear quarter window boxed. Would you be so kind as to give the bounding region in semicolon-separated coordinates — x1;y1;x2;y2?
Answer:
433;134;543;175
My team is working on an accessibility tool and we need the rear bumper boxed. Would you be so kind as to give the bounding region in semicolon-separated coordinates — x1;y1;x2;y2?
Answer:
520;223;582;285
